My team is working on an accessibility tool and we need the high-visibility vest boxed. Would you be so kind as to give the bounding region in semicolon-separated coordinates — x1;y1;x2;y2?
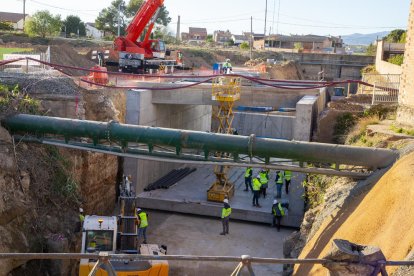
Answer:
259;172;268;184
244;167;252;178
223;62;232;68
79;214;85;223
222;207;232;218
285;170;292;181
138;212;148;228
253;178;262;191
272;203;285;216
89;240;96;248
276;171;284;184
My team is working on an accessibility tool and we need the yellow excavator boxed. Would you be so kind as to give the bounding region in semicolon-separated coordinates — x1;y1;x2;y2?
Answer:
79;177;169;276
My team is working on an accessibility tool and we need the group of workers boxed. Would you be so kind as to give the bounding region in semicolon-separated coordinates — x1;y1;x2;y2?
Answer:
218;167;292;232
245;167;292;206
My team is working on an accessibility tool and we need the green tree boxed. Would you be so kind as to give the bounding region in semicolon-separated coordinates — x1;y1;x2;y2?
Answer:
63;15;86;37
126;0;171;26
225;39;234;46
95;0;126;35
399;32;407;43
0;21;13;31
96;0;171;36
388;54;404;66
384;29;407;43
294;42;303;51
25;10;61;38
206;34;213;43
365;43;377;56
240;41;250;50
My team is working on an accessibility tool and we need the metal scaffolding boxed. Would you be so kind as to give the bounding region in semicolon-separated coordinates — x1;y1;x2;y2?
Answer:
208;76;242;202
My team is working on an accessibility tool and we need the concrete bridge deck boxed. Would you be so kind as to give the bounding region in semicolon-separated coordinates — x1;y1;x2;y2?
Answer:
137;165;305;228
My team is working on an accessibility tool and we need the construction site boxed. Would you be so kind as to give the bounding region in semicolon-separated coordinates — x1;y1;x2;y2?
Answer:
0;0;414;275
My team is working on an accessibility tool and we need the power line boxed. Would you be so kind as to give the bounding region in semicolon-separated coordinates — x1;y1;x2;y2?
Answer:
29;0;100;15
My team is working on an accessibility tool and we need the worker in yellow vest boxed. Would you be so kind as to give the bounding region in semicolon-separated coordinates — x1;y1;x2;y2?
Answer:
259;169;269;198
271;199;289;232
284;170;292;194
275;171;284;198
252;176;262;208
220;198;232;235
244;167;253;192
136;208;149;244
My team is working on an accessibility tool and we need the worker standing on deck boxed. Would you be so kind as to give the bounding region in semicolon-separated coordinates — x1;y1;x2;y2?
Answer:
275;171;284;198
284;170;292;194
244;167;253;192
271;199;289;232
220;199;232;235
222;58;232;74
252;176;262;208
136;208;149;244
259;169;269;198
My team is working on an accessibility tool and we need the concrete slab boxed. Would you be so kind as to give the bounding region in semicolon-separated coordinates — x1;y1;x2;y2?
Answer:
147;210;293;276
137;165;305;228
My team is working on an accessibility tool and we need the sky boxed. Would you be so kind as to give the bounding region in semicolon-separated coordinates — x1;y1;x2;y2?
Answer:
3;0;412;36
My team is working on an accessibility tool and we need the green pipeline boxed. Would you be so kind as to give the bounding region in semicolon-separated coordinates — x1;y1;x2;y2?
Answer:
1;114;398;169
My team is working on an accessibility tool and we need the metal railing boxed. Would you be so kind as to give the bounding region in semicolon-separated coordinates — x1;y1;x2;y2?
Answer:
0;252;413;276
358;74;401;95
372;81;400;105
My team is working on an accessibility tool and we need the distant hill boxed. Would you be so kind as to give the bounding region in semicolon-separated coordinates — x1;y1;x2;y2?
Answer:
341;31;390;45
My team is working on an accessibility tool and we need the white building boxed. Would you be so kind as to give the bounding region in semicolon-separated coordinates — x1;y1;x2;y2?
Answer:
85;23;103;39
0;12;29;30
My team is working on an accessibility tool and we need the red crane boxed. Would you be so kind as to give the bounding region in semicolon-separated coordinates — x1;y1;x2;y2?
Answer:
112;0;172;72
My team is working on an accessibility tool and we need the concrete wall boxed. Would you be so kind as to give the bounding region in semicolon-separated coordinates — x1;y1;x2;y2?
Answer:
124;89;212;193
376;41;403;75
232;111;295;139
232;88;327;141
398;0;414;126
151;82;321;109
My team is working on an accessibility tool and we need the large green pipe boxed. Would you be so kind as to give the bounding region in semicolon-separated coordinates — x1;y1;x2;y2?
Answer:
1;114;398;169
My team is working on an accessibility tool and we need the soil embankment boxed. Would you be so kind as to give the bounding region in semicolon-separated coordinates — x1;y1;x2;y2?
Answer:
295;150;414;275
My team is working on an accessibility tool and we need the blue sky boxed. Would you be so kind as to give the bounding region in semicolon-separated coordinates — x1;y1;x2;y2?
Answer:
4;0;411;36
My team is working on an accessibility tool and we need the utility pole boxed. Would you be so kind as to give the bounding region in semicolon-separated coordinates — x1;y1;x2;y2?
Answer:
117;2;122;36
276;0;281;35
23;0;26;32
176;15;181;41
250;16;253;60
264;0;268;37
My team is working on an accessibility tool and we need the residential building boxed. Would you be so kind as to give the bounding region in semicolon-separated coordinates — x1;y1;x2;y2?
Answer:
0;12;29;30
213;30;232;44
85;23;103;39
181;27;207;44
253;34;344;53
232;34;248;45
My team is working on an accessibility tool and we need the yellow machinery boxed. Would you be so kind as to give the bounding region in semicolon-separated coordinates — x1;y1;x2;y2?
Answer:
79;182;169;275
207;76;241;202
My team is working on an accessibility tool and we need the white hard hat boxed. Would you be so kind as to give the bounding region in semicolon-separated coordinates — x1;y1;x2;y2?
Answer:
226;58;230;62
273;200;278;204
79;208;84;213
223;199;229;204
136;208;142;212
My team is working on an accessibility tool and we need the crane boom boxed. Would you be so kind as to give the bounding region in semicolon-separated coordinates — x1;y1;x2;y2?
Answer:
111;0;175;73
126;0;164;43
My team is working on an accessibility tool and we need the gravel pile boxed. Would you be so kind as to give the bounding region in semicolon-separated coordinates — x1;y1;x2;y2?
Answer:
0;72;81;96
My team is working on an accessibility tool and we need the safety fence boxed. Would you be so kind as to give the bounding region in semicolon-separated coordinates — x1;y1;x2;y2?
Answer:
0;57;377;92
0;252;412;276
372;81;400;105
358;73;401;95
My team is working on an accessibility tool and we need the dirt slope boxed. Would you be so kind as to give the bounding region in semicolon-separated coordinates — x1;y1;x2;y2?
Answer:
295;151;414;275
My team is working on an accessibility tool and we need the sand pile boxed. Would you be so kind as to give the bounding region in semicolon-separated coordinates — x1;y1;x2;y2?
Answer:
295;151;414;275
49;45;96;76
